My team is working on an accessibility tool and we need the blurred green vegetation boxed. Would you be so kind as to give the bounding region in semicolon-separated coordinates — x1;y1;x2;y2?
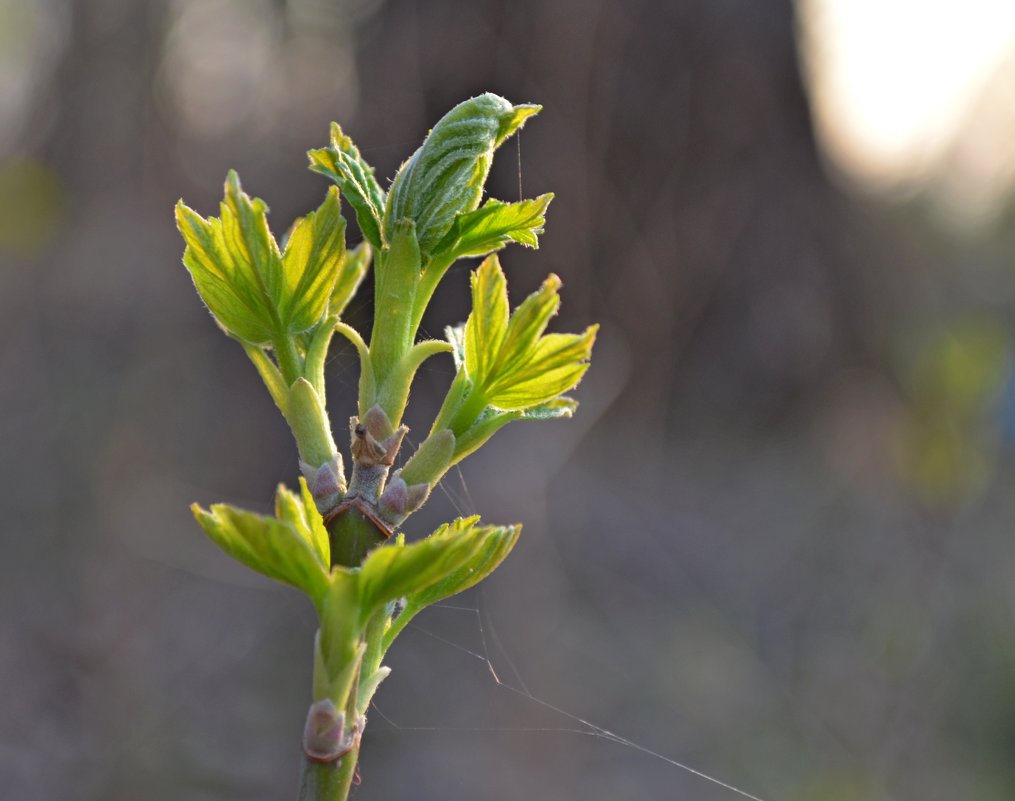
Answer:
0;158;63;255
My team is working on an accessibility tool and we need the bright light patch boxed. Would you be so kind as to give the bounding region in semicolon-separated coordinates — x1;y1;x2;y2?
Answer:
798;0;1015;198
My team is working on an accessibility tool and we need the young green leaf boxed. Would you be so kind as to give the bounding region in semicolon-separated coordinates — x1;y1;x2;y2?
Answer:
274;480;331;568
432;194;553;261
464;254;509;385
445;255;596;435
175;178;281;344
357;519;491;614
452;398;578;462
176;172;345;344
408;522;519;608
279;186;346;333
486;329;597;410
384;93;541;255
382;520;521;650
493;272;563;379
308;122;385;249
192;502;329;603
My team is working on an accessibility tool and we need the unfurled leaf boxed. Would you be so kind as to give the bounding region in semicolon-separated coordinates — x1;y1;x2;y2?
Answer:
443;255;595;437
494;272;562;377
330;241;371;318
405;521;520;609
176;172;344;344
176;173;282;344
464;255;509;385
383;519;521;650
279;187;345;333
357;518;490;613
487;329;596;409
384;94;541;255
309;123;385;249
192;502;329;601
433;194;553;261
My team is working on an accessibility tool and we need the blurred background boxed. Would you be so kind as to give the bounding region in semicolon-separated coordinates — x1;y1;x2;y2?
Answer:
4;0;1015;799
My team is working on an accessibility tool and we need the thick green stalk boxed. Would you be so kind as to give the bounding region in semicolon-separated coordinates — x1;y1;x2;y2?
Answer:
300;636;364;801
273;335;304;385
327;506;387;568
409;253;454;336
368;221;421;425
299;749;359;801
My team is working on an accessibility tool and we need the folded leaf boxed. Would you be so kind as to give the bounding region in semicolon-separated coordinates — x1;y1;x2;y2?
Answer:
192;502;329;602
384;94;541;255
308;122;385;249
357;518;491;613
432;194;553;261
299;478;332;564
273;481;331;568
453;398;578;462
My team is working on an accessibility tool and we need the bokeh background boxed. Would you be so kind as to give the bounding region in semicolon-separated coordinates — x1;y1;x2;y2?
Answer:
4;1;1015;799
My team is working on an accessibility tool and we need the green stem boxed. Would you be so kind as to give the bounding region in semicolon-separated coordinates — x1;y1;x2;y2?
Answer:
305;317;338;398
274;335;304;385
448;384;489;435
242;343;290;415
327;507;387;568
335;321;375;417
298;744;360;801
410;254;454;336
369;222;421;423
375;339;453;430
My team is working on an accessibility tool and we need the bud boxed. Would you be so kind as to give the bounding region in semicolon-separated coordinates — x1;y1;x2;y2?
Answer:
350;418;388;466
384;93;540;254
299;453;346;512
378;476;409;516
302;700;346;763
378;472;430;526
302;700;362;764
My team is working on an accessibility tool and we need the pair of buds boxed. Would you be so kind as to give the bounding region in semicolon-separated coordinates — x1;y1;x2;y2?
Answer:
300;405;431;536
